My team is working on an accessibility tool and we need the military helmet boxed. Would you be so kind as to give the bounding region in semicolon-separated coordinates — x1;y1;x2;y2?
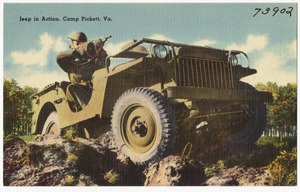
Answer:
67;31;87;42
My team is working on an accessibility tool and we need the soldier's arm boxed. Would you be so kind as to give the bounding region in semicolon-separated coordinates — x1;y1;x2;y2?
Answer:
56;50;74;73
96;49;110;68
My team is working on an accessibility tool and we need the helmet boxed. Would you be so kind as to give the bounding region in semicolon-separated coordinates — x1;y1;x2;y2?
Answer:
67;31;87;42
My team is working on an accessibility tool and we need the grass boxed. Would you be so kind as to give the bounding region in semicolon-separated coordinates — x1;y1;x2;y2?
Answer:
3;134;40;144
268;149;297;186
257;136;297;151
18;135;40;142
219;136;297;169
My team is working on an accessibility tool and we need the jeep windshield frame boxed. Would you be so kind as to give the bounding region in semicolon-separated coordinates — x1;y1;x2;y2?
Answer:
112;38;228;58
106;38;251;73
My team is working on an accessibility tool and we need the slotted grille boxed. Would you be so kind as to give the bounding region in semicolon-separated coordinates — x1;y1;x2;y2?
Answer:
174;57;234;88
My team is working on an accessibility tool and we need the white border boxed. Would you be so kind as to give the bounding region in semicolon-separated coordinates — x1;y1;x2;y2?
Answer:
1;1;299;192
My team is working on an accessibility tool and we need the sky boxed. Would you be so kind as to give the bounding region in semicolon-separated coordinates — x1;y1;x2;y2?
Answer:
3;3;298;90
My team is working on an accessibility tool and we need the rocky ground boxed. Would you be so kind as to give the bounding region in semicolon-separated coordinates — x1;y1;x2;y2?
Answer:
205;166;271;186
3;131;272;186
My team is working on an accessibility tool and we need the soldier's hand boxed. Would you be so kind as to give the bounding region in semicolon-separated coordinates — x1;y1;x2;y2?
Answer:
94;39;104;52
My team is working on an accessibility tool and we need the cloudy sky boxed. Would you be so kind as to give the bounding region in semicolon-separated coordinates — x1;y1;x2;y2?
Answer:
3;3;297;90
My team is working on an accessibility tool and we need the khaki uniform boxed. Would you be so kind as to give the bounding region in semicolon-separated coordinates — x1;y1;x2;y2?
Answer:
56;48;109;109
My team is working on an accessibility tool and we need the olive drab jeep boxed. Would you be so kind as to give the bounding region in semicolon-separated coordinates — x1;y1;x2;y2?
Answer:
31;37;273;164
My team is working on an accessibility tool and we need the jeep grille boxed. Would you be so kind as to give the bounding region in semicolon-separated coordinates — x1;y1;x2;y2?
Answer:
174;57;234;89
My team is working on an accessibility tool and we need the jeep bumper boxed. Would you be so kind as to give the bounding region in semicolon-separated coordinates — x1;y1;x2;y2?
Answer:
164;87;273;103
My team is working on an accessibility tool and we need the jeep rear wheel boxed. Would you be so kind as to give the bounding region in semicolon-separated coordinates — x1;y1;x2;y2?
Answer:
111;87;176;164
174;82;267;162
42;111;61;136
198;82;267;161
225;82;267;148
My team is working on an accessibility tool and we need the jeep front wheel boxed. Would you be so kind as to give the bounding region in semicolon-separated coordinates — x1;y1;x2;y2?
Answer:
111;87;175;164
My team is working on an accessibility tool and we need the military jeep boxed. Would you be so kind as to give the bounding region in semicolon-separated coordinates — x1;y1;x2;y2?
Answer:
31;38;273;164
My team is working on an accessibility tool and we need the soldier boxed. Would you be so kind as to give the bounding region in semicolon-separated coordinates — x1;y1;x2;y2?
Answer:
56;31;109;110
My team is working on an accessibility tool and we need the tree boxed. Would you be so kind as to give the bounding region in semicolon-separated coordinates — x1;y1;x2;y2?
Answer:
3;78;38;136
275;83;297;138
22;86;39;135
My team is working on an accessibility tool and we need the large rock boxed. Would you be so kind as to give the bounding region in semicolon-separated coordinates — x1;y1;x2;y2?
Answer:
205;166;271;186
144;155;206;186
3;134;144;186
3;137;28;186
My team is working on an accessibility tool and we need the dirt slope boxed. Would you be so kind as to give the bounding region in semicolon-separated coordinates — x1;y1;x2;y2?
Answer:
3;132;270;186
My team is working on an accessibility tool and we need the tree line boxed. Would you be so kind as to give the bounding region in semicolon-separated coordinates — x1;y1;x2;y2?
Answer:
2;78;297;139
3;78;38;136
256;82;297;138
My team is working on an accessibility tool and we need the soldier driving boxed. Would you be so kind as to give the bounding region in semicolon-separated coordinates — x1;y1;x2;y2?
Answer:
56;31;110;110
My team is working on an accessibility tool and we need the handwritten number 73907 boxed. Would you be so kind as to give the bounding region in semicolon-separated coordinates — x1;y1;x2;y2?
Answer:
253;7;293;17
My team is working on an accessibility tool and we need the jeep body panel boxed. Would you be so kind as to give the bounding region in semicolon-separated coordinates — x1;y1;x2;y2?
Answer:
31;68;107;134
31;56;175;134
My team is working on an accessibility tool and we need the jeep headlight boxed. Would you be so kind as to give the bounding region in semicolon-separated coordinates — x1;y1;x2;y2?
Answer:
152;44;167;59
228;54;238;66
